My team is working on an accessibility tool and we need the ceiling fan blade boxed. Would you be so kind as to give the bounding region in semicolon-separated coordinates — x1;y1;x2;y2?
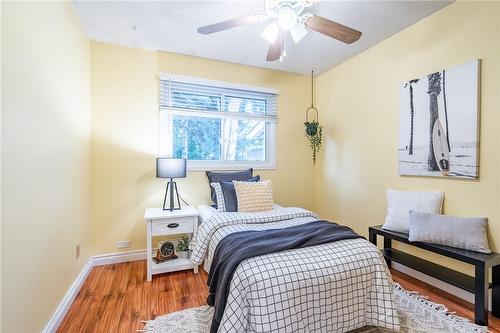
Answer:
266;28;285;61
304;15;362;44
198;14;265;34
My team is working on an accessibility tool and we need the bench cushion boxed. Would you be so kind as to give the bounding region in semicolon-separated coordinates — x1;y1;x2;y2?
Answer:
408;211;491;254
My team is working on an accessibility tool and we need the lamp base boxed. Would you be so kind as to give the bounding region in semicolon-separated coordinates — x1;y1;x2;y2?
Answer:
163;179;181;211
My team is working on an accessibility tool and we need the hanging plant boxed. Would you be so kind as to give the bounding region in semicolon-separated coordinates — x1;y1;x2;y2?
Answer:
305;109;323;165
304;71;323;165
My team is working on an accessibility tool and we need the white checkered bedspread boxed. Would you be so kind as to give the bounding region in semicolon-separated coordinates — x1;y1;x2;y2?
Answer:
190;207;400;332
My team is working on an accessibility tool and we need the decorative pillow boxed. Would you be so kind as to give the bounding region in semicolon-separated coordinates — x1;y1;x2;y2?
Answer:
382;189;444;233
220;176;260;212
234;180;274;212
210;183;227;212
206;169;253;208
408;211;490;253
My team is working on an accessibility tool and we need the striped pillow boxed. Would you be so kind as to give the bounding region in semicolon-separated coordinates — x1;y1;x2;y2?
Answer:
210;183;227;212
234;180;274;212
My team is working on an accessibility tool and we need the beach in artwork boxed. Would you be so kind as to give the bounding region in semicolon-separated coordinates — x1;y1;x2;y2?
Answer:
399;143;478;178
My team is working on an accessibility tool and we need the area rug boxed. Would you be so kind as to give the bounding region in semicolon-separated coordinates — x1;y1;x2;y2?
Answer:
139;283;488;333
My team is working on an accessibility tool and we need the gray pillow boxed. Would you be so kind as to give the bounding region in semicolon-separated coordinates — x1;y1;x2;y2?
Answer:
408;211;491;254
206;169;253;208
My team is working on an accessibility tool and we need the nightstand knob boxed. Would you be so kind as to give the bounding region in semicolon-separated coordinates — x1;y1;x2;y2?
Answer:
167;223;179;228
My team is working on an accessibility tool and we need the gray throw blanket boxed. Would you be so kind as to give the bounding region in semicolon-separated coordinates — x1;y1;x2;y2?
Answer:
207;220;363;333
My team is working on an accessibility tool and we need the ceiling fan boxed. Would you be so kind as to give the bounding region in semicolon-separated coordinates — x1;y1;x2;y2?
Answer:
197;0;362;62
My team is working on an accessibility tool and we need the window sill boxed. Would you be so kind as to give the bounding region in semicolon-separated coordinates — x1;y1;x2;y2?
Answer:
186;160;276;172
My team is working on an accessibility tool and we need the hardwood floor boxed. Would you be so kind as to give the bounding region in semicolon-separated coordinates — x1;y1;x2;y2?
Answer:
57;260;500;332
57;261;208;333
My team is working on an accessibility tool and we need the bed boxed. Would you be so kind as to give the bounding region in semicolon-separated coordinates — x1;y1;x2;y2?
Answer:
191;206;399;333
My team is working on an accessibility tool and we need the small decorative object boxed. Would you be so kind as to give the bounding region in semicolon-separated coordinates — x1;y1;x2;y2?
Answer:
399;60;480;178
304;70;323;165
154;240;177;264
176;236;190;259
156;158;187;211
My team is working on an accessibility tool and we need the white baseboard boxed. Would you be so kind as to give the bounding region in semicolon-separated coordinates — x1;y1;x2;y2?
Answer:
92;249;147;266
392;262;492;311
42;249;149;333
41;259;94;333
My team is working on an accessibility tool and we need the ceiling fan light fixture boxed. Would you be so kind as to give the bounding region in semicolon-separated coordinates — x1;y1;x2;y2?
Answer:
262;22;280;43
197;0;363;62
290;23;308;43
277;6;297;30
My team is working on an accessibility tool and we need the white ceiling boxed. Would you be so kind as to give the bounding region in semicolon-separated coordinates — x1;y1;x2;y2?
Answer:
73;0;451;75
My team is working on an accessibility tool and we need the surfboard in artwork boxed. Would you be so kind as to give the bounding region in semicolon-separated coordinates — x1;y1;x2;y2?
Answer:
432;119;450;176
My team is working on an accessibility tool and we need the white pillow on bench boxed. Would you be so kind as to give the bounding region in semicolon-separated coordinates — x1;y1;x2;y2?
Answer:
382;189;444;233
408;211;491;254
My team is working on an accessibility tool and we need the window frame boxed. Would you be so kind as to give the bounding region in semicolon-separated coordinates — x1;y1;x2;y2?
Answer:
158;73;278;171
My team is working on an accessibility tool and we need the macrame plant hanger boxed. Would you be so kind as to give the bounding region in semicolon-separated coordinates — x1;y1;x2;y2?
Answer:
304;70;323;166
306;70;318;123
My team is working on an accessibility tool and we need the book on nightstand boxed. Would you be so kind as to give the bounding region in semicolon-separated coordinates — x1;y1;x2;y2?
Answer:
152;255;178;264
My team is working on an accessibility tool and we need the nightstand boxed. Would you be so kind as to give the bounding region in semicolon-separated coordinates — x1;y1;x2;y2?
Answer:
144;206;199;281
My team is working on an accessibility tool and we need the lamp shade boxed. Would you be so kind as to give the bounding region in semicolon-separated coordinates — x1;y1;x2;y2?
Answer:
156;158;187;179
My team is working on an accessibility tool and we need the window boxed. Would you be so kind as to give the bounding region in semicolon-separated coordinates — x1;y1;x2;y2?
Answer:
159;74;278;170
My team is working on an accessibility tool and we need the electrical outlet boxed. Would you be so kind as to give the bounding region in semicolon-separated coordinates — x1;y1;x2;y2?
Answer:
76;244;80;259
117;240;130;249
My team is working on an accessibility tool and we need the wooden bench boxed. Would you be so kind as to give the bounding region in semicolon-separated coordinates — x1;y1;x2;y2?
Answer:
369;225;500;326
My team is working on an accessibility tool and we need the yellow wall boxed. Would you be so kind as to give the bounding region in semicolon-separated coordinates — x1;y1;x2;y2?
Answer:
3;2;499;331
90;42;315;254
1;2;91;332
0;2;3;328
315;1;500;274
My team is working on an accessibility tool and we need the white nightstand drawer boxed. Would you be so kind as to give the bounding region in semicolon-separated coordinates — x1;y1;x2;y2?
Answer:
151;217;194;236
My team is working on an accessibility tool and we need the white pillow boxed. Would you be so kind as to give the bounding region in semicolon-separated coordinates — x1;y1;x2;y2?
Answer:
210;183;226;212
382;189;444;233
408;211;491;253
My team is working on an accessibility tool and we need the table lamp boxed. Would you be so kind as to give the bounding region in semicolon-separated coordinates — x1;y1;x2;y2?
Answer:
156;158;187;211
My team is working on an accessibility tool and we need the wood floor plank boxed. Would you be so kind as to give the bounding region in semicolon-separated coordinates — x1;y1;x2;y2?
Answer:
57;263;105;333
82;264;116;333
57;260;499;332
95;263;131;332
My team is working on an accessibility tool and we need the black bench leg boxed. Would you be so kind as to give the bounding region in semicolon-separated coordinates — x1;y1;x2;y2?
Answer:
493;265;500;318
369;230;377;246
384;238;392;268
474;264;489;326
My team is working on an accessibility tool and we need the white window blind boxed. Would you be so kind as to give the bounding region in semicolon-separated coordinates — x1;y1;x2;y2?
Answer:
158;74;278;170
